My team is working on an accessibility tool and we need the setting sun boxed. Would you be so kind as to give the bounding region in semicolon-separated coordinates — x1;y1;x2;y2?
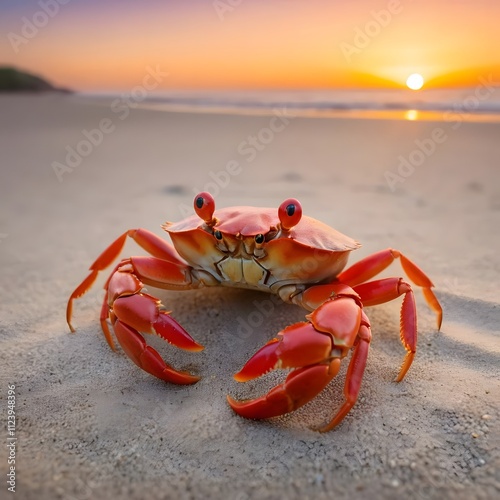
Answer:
1;1;500;90
406;73;425;90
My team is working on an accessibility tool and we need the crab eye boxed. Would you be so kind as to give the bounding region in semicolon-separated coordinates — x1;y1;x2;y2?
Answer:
255;233;265;244
214;230;223;240
278;198;302;230
194;192;215;224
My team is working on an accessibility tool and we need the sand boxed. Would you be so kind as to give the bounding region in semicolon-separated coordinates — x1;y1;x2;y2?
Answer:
0;94;499;500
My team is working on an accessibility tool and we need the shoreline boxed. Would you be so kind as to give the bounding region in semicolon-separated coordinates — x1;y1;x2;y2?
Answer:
67;91;500;123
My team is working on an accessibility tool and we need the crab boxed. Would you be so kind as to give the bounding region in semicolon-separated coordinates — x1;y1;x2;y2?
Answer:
67;192;442;431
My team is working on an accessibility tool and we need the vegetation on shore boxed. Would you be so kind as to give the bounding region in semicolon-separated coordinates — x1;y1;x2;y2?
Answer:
0;67;71;92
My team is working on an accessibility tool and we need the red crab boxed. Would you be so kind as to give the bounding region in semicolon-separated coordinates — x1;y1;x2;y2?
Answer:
67;192;442;431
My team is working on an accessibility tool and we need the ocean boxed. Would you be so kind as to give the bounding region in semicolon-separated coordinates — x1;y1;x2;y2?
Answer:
83;84;500;122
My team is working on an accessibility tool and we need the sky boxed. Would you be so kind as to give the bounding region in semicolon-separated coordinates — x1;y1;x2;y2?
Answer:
1;0;499;91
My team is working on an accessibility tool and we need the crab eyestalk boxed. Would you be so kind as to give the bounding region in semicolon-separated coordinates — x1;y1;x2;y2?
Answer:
194;192;217;227
278;198;302;231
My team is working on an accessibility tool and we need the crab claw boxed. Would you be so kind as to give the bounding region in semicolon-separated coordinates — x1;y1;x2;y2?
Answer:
234;322;332;381
110;293;203;384
227;360;340;419
112;293;204;352
114;320;200;385
228;322;339;419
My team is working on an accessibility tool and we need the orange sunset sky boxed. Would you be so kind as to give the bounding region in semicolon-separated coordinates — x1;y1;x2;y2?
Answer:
1;0;499;91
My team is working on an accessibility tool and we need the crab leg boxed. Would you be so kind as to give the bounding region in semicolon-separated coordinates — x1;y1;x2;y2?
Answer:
353;277;417;382
67;228;187;331
317;323;371;432
336;248;442;329
228;287;371;430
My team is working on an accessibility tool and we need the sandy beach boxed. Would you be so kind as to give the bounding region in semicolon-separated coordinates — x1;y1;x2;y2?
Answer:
1;93;499;499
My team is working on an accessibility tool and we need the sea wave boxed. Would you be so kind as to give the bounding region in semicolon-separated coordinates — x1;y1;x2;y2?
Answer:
81;87;500;120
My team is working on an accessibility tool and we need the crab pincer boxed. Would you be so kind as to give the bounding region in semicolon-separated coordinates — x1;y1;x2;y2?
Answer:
227;322;339;419
228;291;373;431
111;292;203;384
